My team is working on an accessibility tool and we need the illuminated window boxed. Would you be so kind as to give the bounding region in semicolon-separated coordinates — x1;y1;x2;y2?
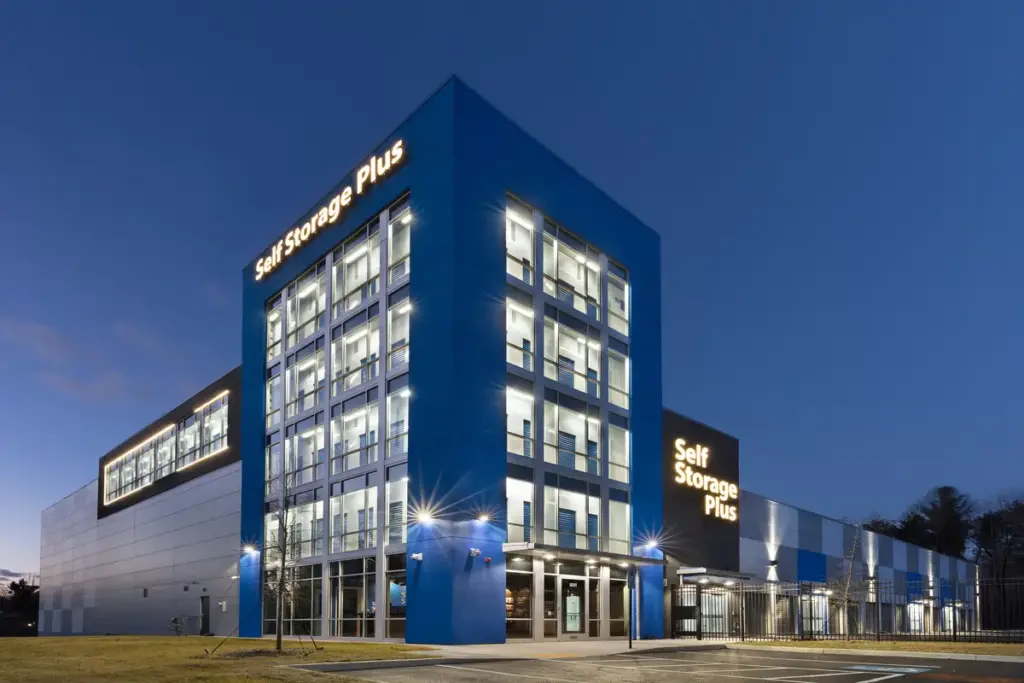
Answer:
388;198;411;284
608;349;629;410
332;219;380;317
387;293;410;372
506;477;534;543
506;387;534;458
386;385;410;459
285;339;326;419
330;478;378;553
263;564;322;637
542;225;600;320
199;393;229;457
265;365;282;429
543;400;601;476
177;414;200;469
265;492;324;562
506;299;534;371
102;392;230;505
543;482;600;551
286;262;327;348
607;266;629;336
608;499;630;555
331;311;380;396
264;431;282;497
154;429;175;479
266;295;283;362
385;465;407;545
543;317;599;398
506;196;534;285
608;423;629;484
330;399;378;475
284;413;325;488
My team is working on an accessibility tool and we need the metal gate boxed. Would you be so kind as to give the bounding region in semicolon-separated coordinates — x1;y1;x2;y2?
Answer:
671;584;701;638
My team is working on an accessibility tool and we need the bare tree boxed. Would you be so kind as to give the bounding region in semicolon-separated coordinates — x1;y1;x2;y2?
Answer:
826;524;869;639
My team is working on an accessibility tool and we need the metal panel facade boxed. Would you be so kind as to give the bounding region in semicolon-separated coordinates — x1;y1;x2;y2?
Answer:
39;462;242;636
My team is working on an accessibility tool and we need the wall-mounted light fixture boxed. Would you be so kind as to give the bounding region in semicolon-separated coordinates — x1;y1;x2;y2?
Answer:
768;560;778;568
469;548;481;557
411;553;423;561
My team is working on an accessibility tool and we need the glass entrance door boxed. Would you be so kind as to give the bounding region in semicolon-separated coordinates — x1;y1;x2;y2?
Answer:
561;577;585;636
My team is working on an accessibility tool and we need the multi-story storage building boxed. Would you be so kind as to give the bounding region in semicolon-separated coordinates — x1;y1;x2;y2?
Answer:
38;77;977;643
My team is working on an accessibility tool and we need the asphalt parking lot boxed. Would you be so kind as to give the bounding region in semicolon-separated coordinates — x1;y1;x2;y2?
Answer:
350;648;1024;683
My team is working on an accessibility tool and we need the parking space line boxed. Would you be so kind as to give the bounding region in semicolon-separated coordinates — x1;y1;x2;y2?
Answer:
556;659;773;671
667;651;940;668
436;663;579;682
766;673;872;680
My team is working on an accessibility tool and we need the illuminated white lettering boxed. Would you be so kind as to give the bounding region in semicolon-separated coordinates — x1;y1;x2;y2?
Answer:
356;164;370;194
670;438;738;522
252;140;407;281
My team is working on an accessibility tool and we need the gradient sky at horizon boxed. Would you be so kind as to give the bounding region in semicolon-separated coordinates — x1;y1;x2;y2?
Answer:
2;2;1023;574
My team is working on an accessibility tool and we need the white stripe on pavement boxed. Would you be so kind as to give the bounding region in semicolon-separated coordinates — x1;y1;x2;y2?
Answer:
436;664;578;682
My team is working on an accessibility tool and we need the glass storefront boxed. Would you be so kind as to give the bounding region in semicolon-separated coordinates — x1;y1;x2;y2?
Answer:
506;554;635;640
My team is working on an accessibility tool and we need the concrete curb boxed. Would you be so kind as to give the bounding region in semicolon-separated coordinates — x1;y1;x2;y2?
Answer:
617;644;727;655
726;643;1024;664
290;657;525;672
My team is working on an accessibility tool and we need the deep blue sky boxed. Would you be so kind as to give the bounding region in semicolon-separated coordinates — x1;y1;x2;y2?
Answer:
3;2;1022;573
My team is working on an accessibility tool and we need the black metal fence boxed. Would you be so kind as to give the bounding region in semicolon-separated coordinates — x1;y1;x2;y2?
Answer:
671;578;1024;643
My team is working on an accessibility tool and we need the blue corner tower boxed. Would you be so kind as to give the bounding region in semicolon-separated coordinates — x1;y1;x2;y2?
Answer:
239;77;663;644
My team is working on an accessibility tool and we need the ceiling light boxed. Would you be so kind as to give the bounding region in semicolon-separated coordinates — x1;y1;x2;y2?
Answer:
725;580;735;586
574;254;586;264
506;208;534;229
398;388;411;398
698;578;709;584
543;554;555;561
400;212;412;225
344;245;368;264
618;562;629;568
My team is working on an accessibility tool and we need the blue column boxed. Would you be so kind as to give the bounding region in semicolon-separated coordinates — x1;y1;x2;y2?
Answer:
635;545;665;639
406;518;507;644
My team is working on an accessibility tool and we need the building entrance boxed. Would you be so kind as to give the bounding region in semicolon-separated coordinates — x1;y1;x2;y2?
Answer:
559;576;587;638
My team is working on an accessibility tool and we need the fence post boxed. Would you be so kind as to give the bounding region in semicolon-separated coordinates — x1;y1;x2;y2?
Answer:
740;584;745;642
952;581;958;643
797;583;804;640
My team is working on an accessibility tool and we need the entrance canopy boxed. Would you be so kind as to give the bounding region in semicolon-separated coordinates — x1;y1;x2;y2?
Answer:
503;542;666;568
676;566;754;586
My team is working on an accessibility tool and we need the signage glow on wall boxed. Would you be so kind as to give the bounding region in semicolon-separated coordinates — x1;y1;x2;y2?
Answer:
254;139;406;282
673;438;738;522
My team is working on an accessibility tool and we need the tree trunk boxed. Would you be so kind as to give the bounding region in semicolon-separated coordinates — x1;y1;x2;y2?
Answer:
275;512;286;652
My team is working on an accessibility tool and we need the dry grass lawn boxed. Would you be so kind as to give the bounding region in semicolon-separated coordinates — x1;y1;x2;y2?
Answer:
0;635;432;682
742;639;1024;657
